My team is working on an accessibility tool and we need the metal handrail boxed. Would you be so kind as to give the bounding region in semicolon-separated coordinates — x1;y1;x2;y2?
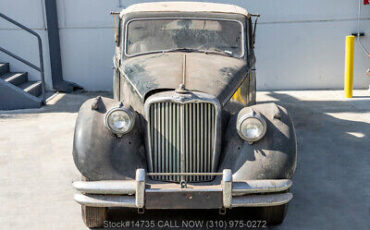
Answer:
0;12;46;103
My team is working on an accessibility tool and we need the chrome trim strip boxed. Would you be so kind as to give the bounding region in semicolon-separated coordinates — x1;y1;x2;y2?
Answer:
146;188;222;193
232;179;292;196
73;169;293;209
74;193;136;208
72;178;292;195
73;181;135;195
74;192;292;208
180;102;185;181
231;193;293;207
147;172;223;176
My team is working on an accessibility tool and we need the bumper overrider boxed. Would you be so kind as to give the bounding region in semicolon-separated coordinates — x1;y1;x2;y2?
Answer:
73;169;292;210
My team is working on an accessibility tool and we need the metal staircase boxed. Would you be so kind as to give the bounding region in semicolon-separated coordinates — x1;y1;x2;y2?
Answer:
0;62;43;109
0;12;46;110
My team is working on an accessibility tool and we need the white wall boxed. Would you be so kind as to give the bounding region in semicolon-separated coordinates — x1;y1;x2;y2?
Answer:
0;0;52;89
1;0;369;91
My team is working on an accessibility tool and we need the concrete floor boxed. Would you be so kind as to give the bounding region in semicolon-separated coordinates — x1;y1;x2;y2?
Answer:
0;90;369;230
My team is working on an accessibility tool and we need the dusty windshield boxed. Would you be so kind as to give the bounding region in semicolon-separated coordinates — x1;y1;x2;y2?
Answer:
126;18;243;57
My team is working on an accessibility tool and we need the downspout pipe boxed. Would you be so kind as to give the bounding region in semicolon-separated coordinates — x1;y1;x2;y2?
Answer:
44;0;80;92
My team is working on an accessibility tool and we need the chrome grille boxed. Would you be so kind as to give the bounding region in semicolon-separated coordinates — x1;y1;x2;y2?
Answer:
148;101;217;182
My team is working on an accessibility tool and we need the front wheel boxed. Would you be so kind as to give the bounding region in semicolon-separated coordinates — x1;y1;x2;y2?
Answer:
258;204;288;225
81;205;107;228
80;175;107;228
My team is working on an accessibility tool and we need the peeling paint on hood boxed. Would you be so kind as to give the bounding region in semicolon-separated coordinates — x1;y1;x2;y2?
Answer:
122;52;248;105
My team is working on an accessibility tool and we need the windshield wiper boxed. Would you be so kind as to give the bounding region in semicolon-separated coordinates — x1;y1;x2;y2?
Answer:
162;48;202;53
162;47;234;57
202;47;233;57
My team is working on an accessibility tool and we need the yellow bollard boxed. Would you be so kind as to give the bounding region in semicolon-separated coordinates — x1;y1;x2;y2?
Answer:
344;35;355;98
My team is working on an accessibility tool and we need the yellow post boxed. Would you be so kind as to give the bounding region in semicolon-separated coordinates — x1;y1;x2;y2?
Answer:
344;35;355;98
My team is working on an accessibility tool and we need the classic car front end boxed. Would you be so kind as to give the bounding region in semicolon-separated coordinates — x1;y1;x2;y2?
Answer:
72;2;297;228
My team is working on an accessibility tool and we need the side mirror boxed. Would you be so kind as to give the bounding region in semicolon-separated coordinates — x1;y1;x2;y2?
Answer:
250;14;260;48
110;11;120;45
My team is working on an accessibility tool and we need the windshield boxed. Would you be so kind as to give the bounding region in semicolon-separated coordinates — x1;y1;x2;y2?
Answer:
125;18;243;57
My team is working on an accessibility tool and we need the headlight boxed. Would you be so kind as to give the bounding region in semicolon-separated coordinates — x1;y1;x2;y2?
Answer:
105;106;135;135
236;108;267;143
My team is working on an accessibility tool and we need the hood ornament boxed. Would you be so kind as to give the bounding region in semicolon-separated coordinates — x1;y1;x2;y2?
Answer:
175;83;189;94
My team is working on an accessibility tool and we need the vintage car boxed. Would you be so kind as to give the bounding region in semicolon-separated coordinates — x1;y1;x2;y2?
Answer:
72;2;297;228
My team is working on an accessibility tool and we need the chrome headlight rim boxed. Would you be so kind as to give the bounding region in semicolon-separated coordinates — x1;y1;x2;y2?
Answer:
236;109;267;143
104;106;136;135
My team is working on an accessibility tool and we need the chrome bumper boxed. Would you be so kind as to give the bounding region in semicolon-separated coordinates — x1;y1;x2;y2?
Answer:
73;169;292;209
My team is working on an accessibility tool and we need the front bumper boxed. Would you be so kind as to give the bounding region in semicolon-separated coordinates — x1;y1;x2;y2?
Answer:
73;169;292;209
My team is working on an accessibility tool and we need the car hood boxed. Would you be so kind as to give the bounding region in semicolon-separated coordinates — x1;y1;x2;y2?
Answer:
121;52;248;105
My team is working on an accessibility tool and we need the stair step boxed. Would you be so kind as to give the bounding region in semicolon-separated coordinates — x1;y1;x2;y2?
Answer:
1;72;28;86
19;81;42;97
0;63;9;75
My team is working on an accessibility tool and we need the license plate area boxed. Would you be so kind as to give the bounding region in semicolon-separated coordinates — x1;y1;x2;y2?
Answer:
145;190;223;209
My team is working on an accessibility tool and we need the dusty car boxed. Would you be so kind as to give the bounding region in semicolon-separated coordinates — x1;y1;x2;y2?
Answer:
72;2;297;228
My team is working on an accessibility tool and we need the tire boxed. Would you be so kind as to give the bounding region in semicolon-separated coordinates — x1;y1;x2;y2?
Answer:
80;175;108;228
258;204;288;225
81;205;107;228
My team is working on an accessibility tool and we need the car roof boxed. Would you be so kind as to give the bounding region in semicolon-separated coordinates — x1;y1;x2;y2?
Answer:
120;1;249;18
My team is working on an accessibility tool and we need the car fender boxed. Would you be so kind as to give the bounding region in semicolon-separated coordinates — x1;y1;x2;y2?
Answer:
73;96;147;180
219;103;297;180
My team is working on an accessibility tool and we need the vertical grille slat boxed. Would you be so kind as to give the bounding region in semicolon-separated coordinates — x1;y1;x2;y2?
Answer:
170;103;175;181
196;103;200;181
205;104;208;181
148;100;217;182
200;104;204;181
176;103;180;182
164;102;168;181
159;103;162;179
192;104;196;182
152;104;157;179
207;105;212;180
184;104;189;181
